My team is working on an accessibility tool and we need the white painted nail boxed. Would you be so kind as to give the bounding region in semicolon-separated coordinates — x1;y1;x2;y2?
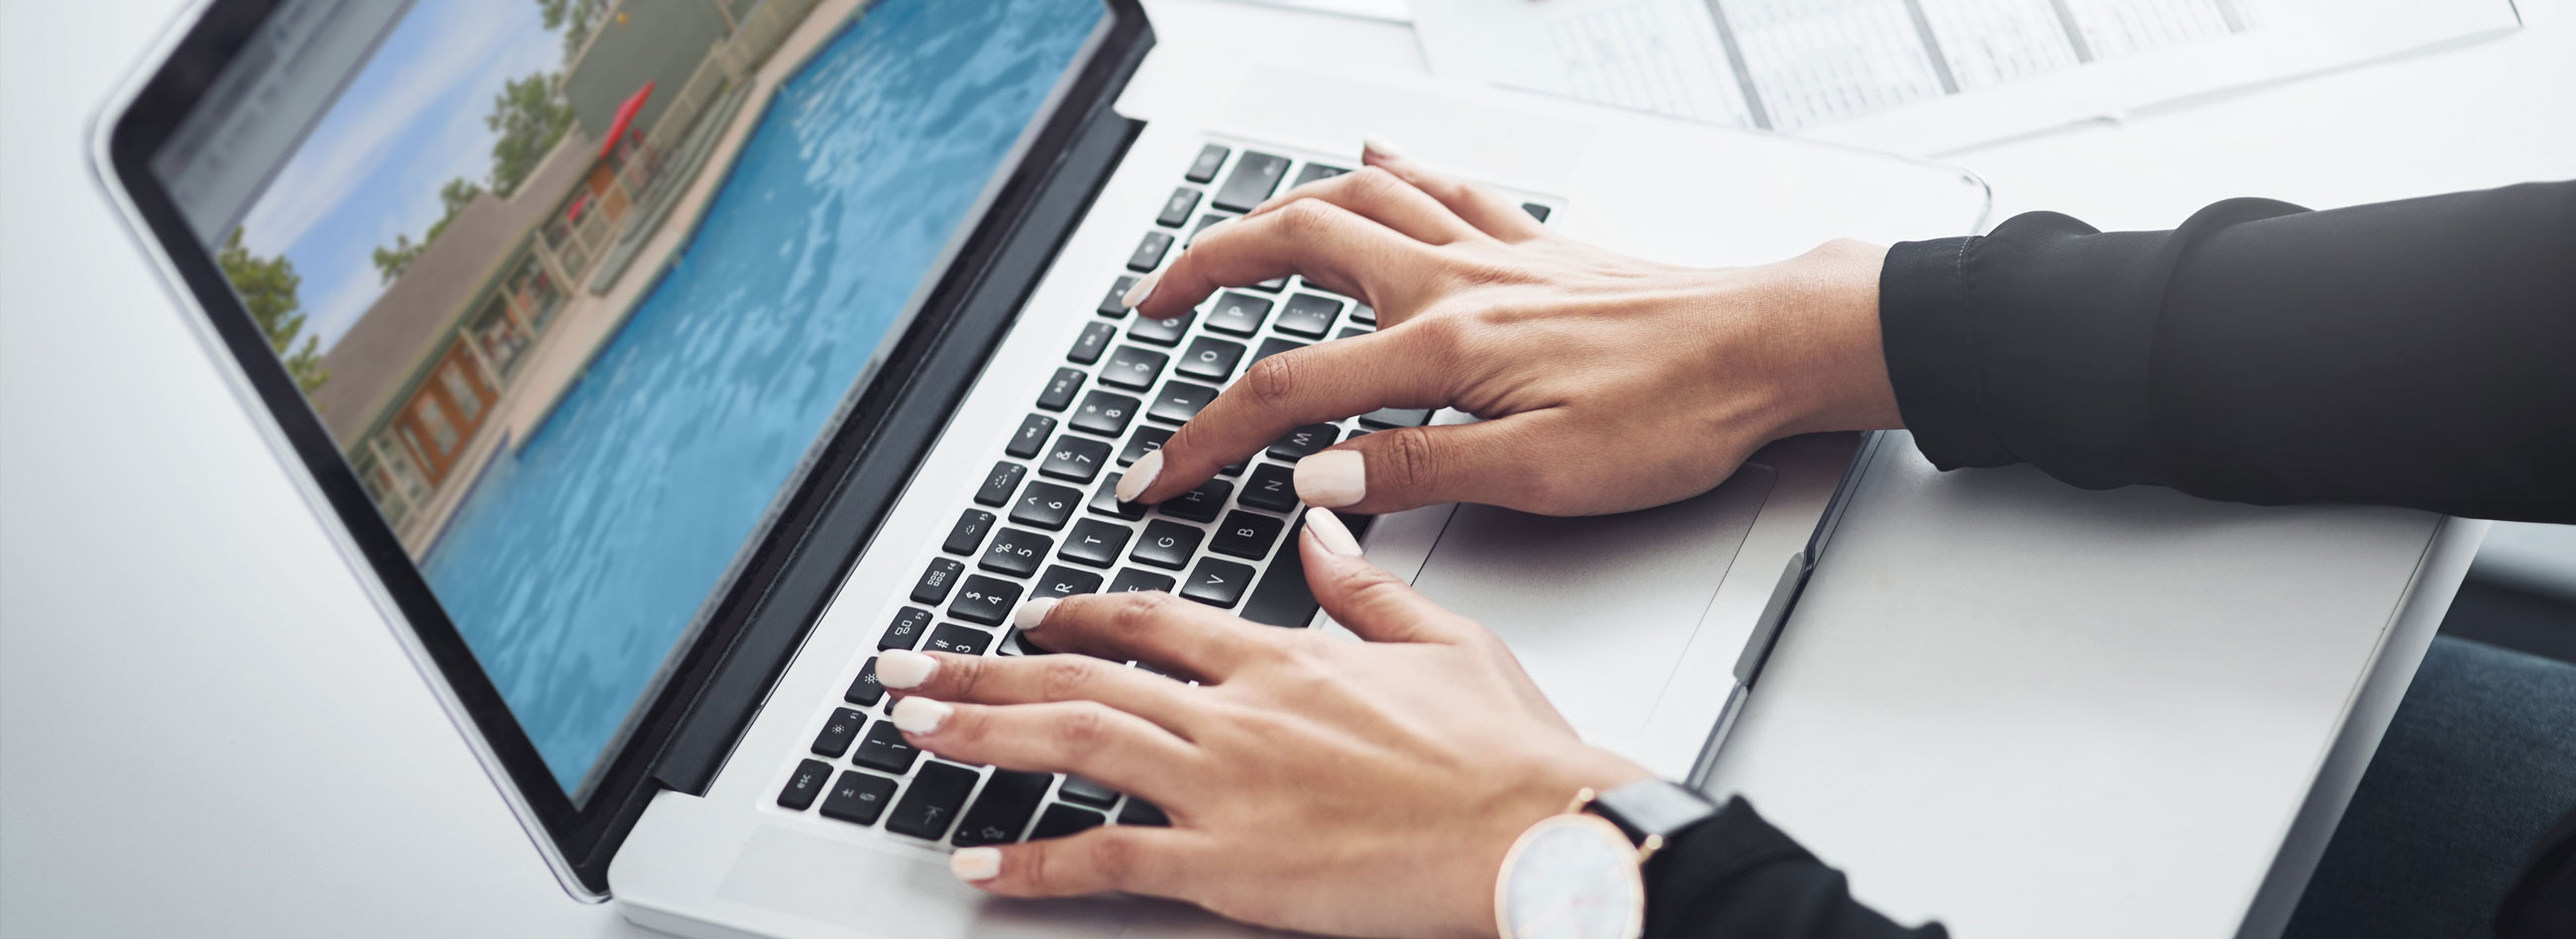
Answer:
1117;450;1163;502
1014;597;1057;632
892;696;952;734
1121;270;1159;309
875;649;937;689
1294;450;1366;508
950;847;1003;882
1305;507;1363;558
1361;134;1403;159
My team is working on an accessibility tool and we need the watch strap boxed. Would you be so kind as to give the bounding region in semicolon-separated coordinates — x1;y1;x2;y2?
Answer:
1584;779;1719;852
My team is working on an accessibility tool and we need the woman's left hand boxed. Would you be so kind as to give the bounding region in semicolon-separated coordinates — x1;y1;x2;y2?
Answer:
874;509;1648;939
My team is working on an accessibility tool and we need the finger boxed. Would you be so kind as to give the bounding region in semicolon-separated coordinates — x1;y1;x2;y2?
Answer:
953;825;1210;900
1127;199;1444;323
876;646;1202;732
1292;412;1572;515
1128;331;1449;504
1298;508;1488;646
1030;590;1284;680
1361;138;1549;243
895;697;1198;804
1240;164;1481;246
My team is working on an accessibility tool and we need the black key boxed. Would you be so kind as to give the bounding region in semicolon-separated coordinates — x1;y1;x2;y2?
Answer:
886;761;979;840
818;771;899;826
1292;161;1349;188
1030;803;1108;840
1120;425;1172;467
1210;510;1285;560
1155;186;1203;228
1011;480;1082;531
1358;407;1434;429
1130;520;1204;570
779;759;832;810
1060;519;1133;568
1266;424;1337;461
1040;435;1113;483
942;510;996;557
1100;345;1167;391
1204;291;1272;336
1068;321;1116;365
927;622;997;657
845;658;887;706
1249;337;1306;367
1059;775;1121;808
881;607;933;651
1037;366;1085;411
1160;478;1232;523
912;558;966;604
1189;212;1235;247
1069;390;1140;438
1089;474;1148;521
1108;569;1178;594
811;707;866;758
1181;557;1255;608
1220;460;1246;477
1099;277;1137;318
1175;336;1244;382
1275;293;1342;338
1337;326;1372;340
953;769;1054;847
1185;143;1228;183
948;576;1020;627
1029;564;1104;600
1146;381;1217;425
1522;202;1552;222
1239;464;1299;512
1345;426;1375;442
1349;303;1376;326
1240;513;1374;627
1118;798;1171;827
1007;414;1056;460
974;462;1026;507
1127;231;1174;272
1126;308;1194;346
981;528;1053;578
854;720;921;774
1213;151;1290;212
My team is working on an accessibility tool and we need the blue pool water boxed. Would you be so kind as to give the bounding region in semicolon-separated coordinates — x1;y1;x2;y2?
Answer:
420;0;1105;794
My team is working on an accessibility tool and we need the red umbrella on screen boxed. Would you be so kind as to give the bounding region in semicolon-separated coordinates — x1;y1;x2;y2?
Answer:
597;80;656;161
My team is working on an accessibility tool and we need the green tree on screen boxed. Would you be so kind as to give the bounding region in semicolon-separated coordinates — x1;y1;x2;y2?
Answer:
371;177;483;283
535;0;609;58
485;71;576;198
218;228;329;396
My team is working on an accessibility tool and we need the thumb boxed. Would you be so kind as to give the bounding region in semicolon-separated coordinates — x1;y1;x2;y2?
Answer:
1292;412;1565;515
1298;508;1482;646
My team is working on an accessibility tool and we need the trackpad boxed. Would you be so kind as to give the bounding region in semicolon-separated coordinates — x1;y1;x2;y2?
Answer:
1408;466;1773;736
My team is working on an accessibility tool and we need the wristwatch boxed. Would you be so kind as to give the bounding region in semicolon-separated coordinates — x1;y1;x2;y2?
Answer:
1493;780;1718;939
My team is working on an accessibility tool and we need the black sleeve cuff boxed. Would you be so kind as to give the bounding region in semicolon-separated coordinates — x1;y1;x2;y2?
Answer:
1642;796;1944;939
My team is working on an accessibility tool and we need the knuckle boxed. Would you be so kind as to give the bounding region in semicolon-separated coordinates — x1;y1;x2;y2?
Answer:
1035;657;1095;701
1377;427;1442;491
1238;354;1303;411
1053;702;1114;751
1346;165;1405;200
1087;832;1138;887
1274;198;1339;237
1112;589;1176;634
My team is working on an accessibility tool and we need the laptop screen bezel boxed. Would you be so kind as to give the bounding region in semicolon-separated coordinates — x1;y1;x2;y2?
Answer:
94;0;1151;897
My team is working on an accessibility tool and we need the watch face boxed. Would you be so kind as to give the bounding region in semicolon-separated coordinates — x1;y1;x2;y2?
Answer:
1497;814;1645;939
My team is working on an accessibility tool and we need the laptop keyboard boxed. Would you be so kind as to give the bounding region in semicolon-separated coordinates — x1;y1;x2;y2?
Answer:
772;141;1549;846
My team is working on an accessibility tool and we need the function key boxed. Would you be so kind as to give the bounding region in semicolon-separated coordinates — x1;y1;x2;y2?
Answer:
779;759;833;810
810;707;867;758
1130;520;1204;570
1160;478;1233;523
953;769;1055;847
1292;162;1349;188
1120;425;1172;467
1181;558;1255;608
881;606;934;651
1068;321;1117;365
1239;464;1299;512
912;558;966;605
1204;291;1273;336
818;771;899;826
1011;480;1082;531
1069;390;1141;438
1155;187;1203;228
1100;345;1168;391
973;462;1026;507
1358;407;1434;429
1266;424;1338;461
854;720;921;774
1089;474;1147;521
1040;435;1113;483
1118;798;1171;827
980;527;1053;578
1031;803;1107;840
1127;231;1175;272
1007;414;1056;460
927;622;998;657
1099;276;1137;318
1275;293;1342;338
1213;151;1290;212
1060;519;1133;568
886;761;981;840
1185;143;1229;183
948;575;1021;626
1210;510;1285;560
1175;337;1244;383
1127;308;1193;346
1029;565;1104;601
1146;381;1217;425
1058;775;1121;808
1108;568;1178;594
845;658;887;706
942;510;996;557
1037;366;1085;411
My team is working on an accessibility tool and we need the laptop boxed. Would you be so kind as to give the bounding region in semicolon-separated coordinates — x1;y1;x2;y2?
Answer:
92;0;1986;935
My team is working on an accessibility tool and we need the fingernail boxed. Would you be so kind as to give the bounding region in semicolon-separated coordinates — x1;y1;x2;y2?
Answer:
1294;450;1366;507
1361;134;1403;158
1117;450;1162;502
1122;270;1159;309
951;847;1003;882
1014;597;1057;632
876;649;937;689
892;696;952;734
1306;507;1363;558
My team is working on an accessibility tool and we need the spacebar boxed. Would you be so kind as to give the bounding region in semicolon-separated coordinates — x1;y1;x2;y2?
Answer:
1239;513;1372;627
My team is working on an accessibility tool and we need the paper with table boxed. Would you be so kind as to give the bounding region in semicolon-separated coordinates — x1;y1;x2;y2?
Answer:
1413;0;2522;154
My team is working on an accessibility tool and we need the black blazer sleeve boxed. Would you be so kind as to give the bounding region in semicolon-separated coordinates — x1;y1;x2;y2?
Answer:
1877;180;2576;523
1642;798;1944;939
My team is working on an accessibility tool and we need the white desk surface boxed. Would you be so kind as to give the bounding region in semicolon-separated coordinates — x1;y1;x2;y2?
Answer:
2;1;2568;937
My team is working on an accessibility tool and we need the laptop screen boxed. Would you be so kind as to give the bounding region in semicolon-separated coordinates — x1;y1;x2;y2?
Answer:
150;0;1108;800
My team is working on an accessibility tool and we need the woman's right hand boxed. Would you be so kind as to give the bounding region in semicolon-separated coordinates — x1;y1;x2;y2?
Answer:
1118;139;1903;517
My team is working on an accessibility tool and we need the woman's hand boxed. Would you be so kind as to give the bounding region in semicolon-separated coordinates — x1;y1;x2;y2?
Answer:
875;509;1650;939
1117;140;1901;516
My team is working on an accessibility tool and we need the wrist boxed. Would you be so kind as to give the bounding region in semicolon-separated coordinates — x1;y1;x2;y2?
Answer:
1767;239;1903;439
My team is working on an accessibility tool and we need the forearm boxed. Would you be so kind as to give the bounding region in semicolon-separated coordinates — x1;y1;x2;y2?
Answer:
1644;798;1943;939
